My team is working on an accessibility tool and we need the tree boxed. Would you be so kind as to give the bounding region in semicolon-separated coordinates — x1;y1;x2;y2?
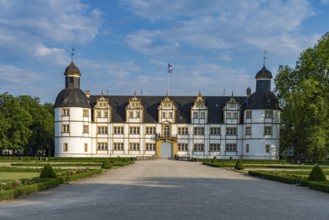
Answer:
275;32;329;160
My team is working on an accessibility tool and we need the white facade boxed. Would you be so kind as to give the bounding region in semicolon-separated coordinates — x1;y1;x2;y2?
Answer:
54;62;281;159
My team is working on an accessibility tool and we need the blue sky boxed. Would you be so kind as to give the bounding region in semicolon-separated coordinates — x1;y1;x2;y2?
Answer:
0;0;329;103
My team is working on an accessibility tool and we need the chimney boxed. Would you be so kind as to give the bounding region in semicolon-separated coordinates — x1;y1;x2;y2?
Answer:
246;87;251;97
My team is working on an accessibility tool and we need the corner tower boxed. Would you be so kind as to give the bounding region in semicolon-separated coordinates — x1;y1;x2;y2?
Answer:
54;60;91;157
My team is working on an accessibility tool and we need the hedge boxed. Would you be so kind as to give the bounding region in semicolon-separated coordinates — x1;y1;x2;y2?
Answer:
0;178;61;201
203;162;221;168
0;167;42;172
248;171;307;185
11;163;102;167
308;181;329;193
57;169;102;184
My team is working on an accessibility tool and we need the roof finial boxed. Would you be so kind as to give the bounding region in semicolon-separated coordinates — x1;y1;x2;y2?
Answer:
198;89;202;97
231;91;234;97
263;50;267;67
134;90;136;97
71;47;75;62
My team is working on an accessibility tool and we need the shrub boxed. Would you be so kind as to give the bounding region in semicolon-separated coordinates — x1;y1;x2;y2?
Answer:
235;160;244;170
308;165;327;181
102;159;112;169
40;164;57;178
211;157;216;163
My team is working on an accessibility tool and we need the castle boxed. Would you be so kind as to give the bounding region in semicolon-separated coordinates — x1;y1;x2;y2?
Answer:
54;61;281;159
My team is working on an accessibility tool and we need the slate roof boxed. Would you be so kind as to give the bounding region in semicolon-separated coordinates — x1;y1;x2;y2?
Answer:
54;88;90;108
244;91;281;110
255;66;272;79
64;62;80;76
89;95;247;124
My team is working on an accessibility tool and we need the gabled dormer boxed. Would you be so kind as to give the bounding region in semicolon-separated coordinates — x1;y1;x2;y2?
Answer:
223;95;240;124
93;94;112;122
158;94;177;123
191;90;208;124
126;91;144;123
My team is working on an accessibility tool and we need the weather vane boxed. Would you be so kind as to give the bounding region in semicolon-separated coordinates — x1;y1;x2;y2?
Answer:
71;47;75;62
263;50;267;66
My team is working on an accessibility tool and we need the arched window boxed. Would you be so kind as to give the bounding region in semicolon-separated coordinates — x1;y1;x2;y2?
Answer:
164;125;170;137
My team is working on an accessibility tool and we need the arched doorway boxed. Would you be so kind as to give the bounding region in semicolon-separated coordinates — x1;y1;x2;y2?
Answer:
160;142;172;158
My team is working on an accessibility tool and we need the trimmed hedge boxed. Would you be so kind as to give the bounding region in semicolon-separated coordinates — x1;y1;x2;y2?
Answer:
0;178;60;201
11;163;102;167
57;169;102;184
308;181;329;193
248;171;307;185
203;162;221;168
102;159;112;169
40;164;57;178
0;167;42;172
309;165;327;181
235;160;244;170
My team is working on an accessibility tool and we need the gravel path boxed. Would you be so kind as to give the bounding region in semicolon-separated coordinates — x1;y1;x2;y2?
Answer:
1;159;329;220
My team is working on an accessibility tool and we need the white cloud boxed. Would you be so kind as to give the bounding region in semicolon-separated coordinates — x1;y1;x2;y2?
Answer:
122;0;316;60
0;65;41;85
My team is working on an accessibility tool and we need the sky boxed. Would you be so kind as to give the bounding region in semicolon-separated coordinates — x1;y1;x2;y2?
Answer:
0;0;329;103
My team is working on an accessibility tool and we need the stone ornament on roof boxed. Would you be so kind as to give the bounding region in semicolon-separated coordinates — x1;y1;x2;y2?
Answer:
126;91;144;110
158;94;177;110
192;90;207;109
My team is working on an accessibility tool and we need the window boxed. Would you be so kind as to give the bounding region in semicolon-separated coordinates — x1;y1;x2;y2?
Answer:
233;112;238;119
200;112;205;119
62;108;69;116
146;127;156;135
264;126;272;135
129;143;140;151
136;111;140;118
226;127;237;135
129;126;140;135
210;127;221;135
228;103;237;109
97;111;101;118
97;142;108;151
83;109;89;117
226;144;237;152
193;112;198;118
194;127;205;135
83;125;89;134
104;111;108;118
113;143;124;151
145;143;155;151
62;124;70;133
162;112;166;118
266;144;270;153
226;112;231;119
246;111;252;119
178;143;188;151
265;110;273;119
164;125;170;137
178;127;188;135
245;126;251;135
193;143;204;152
169;112;173;119
129;111;133;118
97;126;108;134
63;143;68;152
114;126;124;134
209;144;220;152
84;143;88;152
246;144;249;153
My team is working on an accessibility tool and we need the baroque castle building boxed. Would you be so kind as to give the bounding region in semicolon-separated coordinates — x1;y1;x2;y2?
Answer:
54;62;281;159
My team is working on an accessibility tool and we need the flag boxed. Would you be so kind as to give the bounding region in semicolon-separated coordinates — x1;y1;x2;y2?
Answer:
168;63;173;74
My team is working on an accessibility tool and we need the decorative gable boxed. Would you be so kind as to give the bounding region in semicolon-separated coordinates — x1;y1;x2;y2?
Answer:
94;95;112;122
191;90;208;124
158;94;177;123
223;96;240;124
126;92;144;123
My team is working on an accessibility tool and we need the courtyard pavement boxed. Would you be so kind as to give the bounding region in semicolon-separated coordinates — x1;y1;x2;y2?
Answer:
1;159;329;220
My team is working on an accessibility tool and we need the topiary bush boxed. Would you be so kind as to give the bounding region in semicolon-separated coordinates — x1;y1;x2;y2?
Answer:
235;160;244;170
40;164;57;178
308;165;327;181
102;159;112;169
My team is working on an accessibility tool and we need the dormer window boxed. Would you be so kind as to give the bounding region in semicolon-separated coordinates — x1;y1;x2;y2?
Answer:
191;90;207;124
126;92;144;123
158;94;177;123
94;95;112;121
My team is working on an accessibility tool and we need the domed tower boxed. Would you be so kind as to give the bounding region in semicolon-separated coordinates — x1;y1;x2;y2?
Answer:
243;64;281;159
54;61;91;157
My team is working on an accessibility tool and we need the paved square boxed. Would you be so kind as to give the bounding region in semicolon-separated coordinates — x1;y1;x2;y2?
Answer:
1;160;329;220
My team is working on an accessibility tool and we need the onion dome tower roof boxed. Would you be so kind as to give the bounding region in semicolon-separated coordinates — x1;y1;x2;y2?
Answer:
54;88;90;108
64;62;81;76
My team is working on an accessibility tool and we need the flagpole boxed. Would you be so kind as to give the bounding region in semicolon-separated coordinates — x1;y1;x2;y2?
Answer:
167;69;170;96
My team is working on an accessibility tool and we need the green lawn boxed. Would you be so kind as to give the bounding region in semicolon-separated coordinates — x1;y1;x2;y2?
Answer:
0;172;40;182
